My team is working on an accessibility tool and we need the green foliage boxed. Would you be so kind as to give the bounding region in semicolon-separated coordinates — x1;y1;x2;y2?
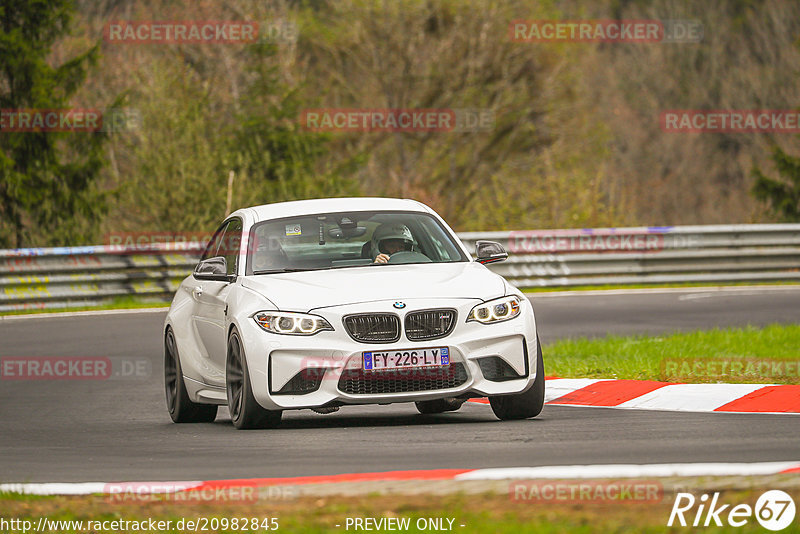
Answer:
752;146;800;222
112;57;231;233
228;42;360;208
546;324;800;383
112;38;358;236
6;0;800;244
0;0;108;247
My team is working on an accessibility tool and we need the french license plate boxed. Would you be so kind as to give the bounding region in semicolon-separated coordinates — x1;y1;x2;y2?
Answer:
363;347;449;371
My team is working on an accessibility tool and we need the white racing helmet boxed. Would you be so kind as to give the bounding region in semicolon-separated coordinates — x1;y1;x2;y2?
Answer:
370;223;414;258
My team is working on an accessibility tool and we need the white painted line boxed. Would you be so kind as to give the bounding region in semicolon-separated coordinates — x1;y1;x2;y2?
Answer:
678;293;714;300
615;383;768;412
0;307;169;321
0;482;108;495
527;285;800;299
455;461;800;481
4;462;798;496
0;481;204;495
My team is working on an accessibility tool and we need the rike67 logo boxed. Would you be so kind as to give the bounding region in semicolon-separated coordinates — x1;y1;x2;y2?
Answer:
668;490;796;531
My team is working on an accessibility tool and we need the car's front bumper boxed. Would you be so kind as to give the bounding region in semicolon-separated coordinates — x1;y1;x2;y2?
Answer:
235;297;539;411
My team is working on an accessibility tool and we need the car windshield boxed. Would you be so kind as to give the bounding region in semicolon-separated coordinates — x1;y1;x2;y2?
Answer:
246;210;469;274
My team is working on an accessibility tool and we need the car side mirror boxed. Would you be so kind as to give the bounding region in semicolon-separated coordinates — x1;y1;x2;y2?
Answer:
194;256;231;281
475;240;508;264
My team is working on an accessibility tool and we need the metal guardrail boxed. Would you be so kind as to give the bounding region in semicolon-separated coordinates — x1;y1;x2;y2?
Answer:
1;224;799;312
460;224;800;287
0;244;201;312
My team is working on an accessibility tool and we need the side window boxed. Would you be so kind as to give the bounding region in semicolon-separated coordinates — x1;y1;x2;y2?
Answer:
200;222;228;262
219;218;243;276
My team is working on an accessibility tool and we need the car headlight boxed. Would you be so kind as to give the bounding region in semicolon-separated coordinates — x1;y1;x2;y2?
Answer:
253;311;333;335
467;296;522;324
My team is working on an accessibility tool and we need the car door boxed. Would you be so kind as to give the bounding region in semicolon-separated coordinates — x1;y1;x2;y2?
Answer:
191;218;242;384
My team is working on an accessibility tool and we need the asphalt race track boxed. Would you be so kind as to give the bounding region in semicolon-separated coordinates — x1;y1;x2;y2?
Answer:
1;287;798;483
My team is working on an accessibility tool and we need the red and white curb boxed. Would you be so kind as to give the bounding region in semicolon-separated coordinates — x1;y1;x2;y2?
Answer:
470;378;800;414
2;462;799;496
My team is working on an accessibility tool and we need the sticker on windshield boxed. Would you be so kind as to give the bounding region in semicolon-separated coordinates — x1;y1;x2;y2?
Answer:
285;224;302;236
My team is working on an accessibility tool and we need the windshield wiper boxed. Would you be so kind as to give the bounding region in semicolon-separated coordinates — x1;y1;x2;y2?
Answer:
330;263;380;269
252;267;330;275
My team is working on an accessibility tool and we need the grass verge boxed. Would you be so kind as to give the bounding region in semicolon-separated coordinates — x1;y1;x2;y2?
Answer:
1;487;798;533
544;324;800;383
0;296;170;317
524;281;800;293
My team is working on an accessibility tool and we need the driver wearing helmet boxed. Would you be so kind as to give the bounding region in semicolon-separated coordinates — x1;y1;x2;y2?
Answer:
370;223;414;264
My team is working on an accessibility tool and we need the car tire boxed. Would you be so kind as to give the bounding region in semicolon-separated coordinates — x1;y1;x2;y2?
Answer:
489;338;545;420
165;328;218;423
415;398;464;414
226;329;282;430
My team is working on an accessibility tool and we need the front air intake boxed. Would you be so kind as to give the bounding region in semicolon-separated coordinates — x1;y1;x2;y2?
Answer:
478;356;527;382
272;367;326;395
338;362;468;395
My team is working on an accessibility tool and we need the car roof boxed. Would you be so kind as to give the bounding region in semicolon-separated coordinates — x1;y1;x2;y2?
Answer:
240;197;433;223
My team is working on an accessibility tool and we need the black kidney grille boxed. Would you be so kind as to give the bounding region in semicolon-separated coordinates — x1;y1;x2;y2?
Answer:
343;314;400;343
338;362;468;395
405;309;456;341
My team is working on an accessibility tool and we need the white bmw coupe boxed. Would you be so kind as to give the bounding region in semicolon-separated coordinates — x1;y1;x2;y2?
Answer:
164;198;544;429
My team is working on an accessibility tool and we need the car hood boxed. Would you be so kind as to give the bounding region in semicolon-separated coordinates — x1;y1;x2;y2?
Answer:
240;262;506;312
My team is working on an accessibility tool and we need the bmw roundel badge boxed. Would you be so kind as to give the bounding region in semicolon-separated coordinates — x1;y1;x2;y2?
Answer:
393;301;406;309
